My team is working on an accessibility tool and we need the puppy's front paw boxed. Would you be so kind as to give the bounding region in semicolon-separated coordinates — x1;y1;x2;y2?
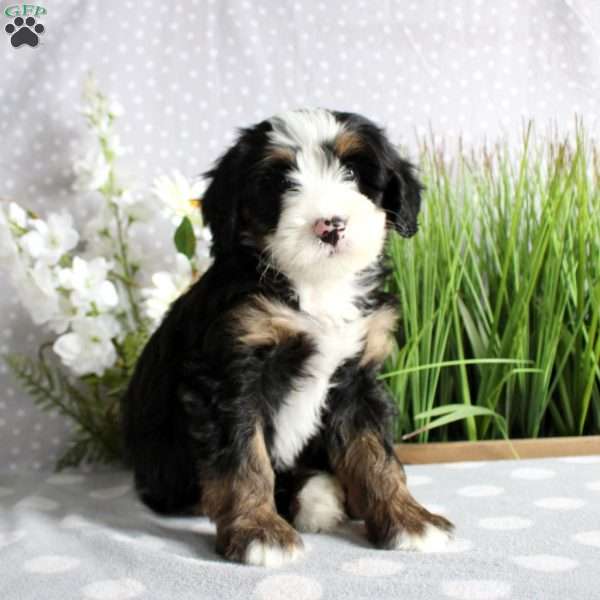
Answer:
245;537;304;567
391;519;453;552
369;503;454;553
218;513;304;567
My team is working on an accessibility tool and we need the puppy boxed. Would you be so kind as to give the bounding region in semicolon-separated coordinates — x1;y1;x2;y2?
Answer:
122;109;453;567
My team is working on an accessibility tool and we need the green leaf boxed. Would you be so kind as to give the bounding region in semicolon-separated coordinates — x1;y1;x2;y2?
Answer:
121;329;149;371
174;216;196;259
379;358;531;380
414;404;502;420
405;405;508;441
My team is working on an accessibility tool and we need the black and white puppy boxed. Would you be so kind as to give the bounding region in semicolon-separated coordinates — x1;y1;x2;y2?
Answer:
122;109;453;567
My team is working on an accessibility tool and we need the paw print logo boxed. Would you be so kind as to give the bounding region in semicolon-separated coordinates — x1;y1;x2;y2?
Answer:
5;16;44;48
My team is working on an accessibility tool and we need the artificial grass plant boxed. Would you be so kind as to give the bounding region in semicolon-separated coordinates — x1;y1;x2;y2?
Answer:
384;124;600;443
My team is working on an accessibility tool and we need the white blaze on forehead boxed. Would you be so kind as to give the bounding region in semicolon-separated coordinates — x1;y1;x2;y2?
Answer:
268;108;344;149
264;108;386;289
291;149;347;190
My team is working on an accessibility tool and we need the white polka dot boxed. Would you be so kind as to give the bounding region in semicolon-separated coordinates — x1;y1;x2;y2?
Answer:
89;484;131;500
478;516;533;530
60;514;94;529
82;578;145;600
0;529;26;548
585;481;600;491
17;496;59;511
573;530;600;548
341;557;403;576
435;537;474;553
510;467;555;480
24;555;81;574
46;473;85;485
560;455;600;464
255;575;322;600
406;474;432;487
0;487;14;498
441;579;511;599
111;533;166;551
444;461;488;469
512;554;579;572
534;497;586;511
187;519;215;535
457;485;504;497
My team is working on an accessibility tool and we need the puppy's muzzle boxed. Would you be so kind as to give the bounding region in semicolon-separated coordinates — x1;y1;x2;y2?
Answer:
313;216;347;247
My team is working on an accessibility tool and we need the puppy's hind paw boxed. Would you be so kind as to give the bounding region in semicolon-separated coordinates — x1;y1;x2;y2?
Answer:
293;473;347;533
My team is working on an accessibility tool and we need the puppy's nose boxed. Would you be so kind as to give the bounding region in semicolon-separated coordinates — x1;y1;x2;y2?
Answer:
314;216;347;246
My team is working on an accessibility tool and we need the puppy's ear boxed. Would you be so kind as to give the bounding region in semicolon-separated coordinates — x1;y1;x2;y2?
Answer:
381;150;423;238
201;141;246;255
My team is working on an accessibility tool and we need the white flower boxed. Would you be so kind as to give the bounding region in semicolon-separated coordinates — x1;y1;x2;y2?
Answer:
141;253;192;324
108;99;124;118
53;315;120;376
0;204;18;261
19;213;79;265
113;190;152;223
104;134;125;159
81;74;123;133
73;148;111;191
152;171;205;226
8;202;28;229
59;256;119;315
15;262;69;332
196;226;213;254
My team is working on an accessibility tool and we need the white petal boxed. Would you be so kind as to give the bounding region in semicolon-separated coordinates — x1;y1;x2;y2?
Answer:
8;202;28;228
53;333;84;365
98;281;119;308
151;272;178;296
19;230;46;258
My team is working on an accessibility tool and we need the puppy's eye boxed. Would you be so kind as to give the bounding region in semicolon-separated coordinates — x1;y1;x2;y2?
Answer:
273;173;294;192
343;166;358;182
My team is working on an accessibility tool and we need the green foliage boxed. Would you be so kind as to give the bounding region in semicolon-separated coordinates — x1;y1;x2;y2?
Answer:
5;327;149;469
174;216;196;259
6;351;121;469
384;125;600;442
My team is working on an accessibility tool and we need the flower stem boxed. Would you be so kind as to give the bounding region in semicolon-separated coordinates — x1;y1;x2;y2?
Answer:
100;166;142;330
111;198;143;328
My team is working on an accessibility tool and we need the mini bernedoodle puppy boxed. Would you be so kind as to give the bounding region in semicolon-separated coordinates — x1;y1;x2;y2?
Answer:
122;108;454;567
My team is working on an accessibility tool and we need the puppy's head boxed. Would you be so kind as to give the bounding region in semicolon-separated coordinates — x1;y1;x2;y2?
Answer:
202;109;422;282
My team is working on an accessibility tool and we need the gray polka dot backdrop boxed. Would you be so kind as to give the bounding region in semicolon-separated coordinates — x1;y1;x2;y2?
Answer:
0;0;599;471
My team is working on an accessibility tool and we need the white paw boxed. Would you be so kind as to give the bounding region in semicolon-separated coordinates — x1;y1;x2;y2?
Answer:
392;523;452;553
293;473;347;533
244;540;304;568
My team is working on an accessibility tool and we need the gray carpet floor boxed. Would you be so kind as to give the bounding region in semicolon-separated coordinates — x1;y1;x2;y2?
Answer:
1;456;599;600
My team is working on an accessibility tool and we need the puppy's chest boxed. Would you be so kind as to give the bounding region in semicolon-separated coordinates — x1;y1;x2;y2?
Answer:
271;283;367;470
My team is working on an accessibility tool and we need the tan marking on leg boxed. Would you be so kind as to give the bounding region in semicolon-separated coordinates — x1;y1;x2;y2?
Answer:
332;432;453;548
360;306;398;366
200;425;302;564
233;295;306;347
